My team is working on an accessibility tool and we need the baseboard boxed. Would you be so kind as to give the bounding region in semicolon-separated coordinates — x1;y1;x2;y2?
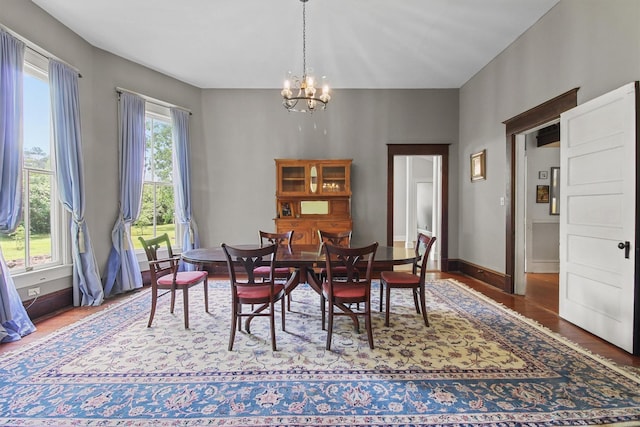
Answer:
452;260;508;292
24;287;73;322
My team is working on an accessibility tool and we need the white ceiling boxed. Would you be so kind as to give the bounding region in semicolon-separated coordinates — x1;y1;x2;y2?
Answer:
31;0;559;89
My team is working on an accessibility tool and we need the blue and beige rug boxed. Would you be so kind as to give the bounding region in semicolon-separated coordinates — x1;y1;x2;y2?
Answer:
1;279;639;426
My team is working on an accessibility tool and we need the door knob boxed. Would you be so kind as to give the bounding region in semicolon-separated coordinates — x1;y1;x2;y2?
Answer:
618;241;630;259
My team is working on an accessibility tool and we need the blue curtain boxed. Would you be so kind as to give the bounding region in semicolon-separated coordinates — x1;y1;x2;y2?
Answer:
103;93;145;296
0;30;36;342
170;108;199;271
49;60;104;307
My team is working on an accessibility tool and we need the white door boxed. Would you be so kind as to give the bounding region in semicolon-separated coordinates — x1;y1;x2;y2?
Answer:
559;82;637;353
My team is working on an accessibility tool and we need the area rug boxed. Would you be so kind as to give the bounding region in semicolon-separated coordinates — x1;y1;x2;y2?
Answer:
1;279;639;426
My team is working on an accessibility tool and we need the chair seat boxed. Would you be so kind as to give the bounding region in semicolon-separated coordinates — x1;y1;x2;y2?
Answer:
157;270;208;287
322;281;366;299
380;271;419;286
253;266;290;276
237;283;285;300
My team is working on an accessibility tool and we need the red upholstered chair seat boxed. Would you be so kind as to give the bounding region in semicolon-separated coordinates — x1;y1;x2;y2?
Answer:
253;266;290;277
322;282;366;299
237;283;285;301
379;271;419;287
157;271;208;287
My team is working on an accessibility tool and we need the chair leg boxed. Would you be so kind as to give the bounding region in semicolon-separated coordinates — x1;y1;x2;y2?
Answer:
326;300;334;350
321;294;326;330
281;297;286;331
412;288;420;313
229;301;237;351
147;285;158;327
170;288;176;314
203;279;209;313
365;301;374;349
183;288;189;329
270;301;277;351
385;284;392;327
379;280;384;312
420;286;429;327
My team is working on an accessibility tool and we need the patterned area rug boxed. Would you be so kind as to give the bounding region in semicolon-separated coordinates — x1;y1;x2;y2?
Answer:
1;279;639;426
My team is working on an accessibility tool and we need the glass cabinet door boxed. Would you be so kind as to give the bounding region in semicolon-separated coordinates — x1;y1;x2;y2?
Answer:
320;165;347;193
280;165;306;194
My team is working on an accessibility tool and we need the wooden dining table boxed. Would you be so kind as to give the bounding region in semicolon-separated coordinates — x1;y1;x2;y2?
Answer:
182;242;418;294
182;243;418;332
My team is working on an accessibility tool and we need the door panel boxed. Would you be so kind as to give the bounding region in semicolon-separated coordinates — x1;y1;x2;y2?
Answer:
559;82;637;354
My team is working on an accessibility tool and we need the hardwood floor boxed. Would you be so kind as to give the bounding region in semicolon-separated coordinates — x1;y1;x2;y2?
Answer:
2;272;639;368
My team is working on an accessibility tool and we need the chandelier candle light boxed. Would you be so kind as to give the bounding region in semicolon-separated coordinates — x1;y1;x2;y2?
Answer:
281;0;330;112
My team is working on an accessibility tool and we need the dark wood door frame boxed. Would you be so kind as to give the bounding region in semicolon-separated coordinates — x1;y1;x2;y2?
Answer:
502;88;578;292
387;144;449;271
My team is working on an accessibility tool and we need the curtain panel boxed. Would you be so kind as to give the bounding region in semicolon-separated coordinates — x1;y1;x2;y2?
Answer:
170;108;199;271
0;30;36;342
49;60;104;307
103;92;145;296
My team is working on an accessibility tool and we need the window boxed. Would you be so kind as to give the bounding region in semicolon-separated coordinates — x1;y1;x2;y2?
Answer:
131;110;176;250
0;57;62;273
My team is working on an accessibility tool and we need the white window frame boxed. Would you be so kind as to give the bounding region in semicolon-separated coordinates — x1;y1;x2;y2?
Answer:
11;50;70;288
134;104;178;254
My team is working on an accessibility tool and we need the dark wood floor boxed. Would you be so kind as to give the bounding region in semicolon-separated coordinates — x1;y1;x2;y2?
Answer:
1;271;639;368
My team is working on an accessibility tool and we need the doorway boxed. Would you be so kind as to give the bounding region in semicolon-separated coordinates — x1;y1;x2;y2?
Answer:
503;89;578;293
386;144;449;271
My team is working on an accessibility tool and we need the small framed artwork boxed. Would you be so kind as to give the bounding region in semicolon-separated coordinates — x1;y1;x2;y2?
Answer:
536;185;550;203
470;150;486;182
280;202;293;217
538;170;548;180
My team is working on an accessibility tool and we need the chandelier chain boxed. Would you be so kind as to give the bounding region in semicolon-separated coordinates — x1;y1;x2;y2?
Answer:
302;0;306;76
281;0;329;112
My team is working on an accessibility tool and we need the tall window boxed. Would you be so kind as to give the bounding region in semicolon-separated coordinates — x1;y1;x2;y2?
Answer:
132;111;176;249
0;59;61;272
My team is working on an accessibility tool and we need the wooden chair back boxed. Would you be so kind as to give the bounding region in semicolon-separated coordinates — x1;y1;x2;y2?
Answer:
415;233;437;282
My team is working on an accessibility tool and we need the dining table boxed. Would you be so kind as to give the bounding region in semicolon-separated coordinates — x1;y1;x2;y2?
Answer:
181;242;418;294
182;242;418;332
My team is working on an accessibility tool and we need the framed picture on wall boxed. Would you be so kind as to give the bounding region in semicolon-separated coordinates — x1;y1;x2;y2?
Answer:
470;150;486;181
536;185;550;203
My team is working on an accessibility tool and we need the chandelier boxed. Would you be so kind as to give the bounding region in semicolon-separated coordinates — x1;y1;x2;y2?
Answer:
281;0;330;112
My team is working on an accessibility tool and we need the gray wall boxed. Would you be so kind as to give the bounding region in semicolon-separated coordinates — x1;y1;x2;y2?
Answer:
196;89;459;247
458;0;640;273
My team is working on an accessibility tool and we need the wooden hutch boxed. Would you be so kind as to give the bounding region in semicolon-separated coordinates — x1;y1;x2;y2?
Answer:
274;159;352;245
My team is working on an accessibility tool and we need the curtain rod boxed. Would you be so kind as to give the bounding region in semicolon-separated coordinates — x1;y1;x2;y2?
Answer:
0;24;82;78
115;87;192;115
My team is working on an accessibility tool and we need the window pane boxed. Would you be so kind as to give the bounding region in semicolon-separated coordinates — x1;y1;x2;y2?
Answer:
23;74;51;170
144;117;153;181
28;171;53;267
132;113;175;249
0;67;59;273
153;119;173;182
132;183;176;250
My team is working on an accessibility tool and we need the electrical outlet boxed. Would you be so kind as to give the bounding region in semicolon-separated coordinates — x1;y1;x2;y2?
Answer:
28;287;41;297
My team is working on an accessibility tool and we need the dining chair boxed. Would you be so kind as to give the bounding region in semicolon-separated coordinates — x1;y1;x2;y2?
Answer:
138;234;209;329
317;229;355;281
254;230;294;280
222;243;299;351
379;233;436;327
321;241;378;350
